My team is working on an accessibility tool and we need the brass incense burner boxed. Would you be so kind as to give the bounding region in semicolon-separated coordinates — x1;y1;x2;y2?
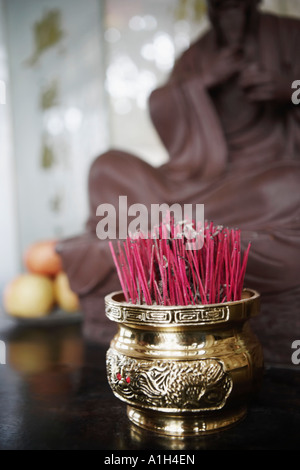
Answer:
105;288;263;436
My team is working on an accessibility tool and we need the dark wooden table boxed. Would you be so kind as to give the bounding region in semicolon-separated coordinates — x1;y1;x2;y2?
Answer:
0;318;299;452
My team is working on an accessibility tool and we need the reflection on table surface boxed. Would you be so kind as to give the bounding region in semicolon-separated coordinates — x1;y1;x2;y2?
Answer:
0;321;299;450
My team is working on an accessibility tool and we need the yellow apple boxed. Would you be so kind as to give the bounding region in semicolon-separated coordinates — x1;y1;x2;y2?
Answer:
4;274;55;318
54;272;79;312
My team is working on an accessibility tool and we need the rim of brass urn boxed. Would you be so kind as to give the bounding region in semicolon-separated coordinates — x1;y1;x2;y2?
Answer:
105;288;260;327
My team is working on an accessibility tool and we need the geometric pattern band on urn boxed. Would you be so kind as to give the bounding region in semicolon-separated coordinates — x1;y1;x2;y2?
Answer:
105;304;229;326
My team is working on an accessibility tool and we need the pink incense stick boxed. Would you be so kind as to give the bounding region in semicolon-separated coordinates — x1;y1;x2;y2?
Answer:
109;221;251;307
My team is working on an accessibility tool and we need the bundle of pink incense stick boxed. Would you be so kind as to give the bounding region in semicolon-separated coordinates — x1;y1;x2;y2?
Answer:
109;220;251;306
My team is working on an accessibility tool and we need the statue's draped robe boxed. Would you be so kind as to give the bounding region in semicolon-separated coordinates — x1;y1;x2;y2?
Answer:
57;14;300;357
146;12;300;294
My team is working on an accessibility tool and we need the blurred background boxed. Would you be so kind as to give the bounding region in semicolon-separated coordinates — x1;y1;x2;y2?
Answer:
1;0;300;293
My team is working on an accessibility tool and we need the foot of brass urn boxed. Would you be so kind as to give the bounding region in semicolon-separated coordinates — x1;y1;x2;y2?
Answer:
105;288;264;437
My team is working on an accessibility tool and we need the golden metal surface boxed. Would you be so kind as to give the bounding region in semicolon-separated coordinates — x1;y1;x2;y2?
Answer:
127;405;247;437
105;289;260;327
105;289;263;436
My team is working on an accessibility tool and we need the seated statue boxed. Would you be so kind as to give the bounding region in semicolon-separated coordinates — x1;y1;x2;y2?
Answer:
57;0;300;363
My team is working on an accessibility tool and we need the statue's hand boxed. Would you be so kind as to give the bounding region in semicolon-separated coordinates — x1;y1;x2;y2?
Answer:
203;47;243;89
240;65;292;103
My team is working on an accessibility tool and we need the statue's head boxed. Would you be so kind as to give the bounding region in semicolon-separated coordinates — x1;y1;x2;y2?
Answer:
207;0;261;48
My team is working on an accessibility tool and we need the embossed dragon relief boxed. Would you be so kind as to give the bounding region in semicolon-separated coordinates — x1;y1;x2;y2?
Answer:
106;349;233;411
